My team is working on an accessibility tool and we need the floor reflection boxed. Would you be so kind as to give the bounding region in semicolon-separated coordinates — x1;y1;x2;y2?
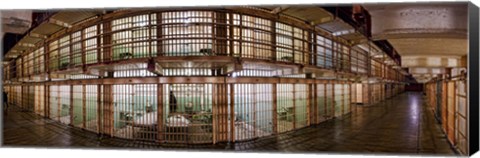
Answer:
3;92;456;155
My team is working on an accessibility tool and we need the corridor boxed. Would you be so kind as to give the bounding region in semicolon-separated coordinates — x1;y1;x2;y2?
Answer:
2;92;457;155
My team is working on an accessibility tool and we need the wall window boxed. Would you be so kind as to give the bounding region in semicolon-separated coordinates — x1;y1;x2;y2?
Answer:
58;35;70;70
48;40;59;70
162;11;213;56
236;15;272;59
334;43;350;71
71;31;82;66
26;51;34;75
233;84;273;141
293;27;309;64
276;23;293;62
84;25;98;64
112;14;157;59
351;48;367;74
33;47;44;74
316;35;333;68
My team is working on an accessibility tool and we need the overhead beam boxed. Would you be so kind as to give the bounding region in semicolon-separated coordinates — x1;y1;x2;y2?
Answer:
17;42;35;48
48;18;72;28
270;6;290;14
401;55;465;68
310;16;334;25
222;63;243;74
147;60;164;76
408;67;447;75
28;32;48;39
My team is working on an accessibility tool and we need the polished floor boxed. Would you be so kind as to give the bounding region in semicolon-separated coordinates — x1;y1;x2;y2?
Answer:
2;92;457;156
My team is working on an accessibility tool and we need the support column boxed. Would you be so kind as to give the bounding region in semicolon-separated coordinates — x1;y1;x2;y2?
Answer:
215;12;228;56
96;23;102;63
45;85;50;118
341;81;345;116
100;20;113;136
213;83;228;143
103;84;113;137
69;85;74;126
82;84;86;129
272;83;278;134
102;21;112;63
312;30;317;66
157;84;164;142
96;84;102;134
270;19;277;61
324;82;327;119
349;82;352;114
311;83;317;125
156;13;163;56
331;81;335;118
229;83;235;142
292;84;296;129
229;13;235;57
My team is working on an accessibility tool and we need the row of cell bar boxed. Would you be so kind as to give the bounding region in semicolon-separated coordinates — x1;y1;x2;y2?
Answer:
3;82;403;144
112;84;158;141
425;78;467;155
162;84;213;143
5;10;404;81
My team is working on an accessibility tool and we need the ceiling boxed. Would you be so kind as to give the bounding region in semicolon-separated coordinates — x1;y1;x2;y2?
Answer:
363;3;468;83
3;10;104;60
3;6;409;81
1;10;32;35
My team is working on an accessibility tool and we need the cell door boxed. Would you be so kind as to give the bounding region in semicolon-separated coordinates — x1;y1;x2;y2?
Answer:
113;84;158;141
163;84;213;144
316;84;327;123
85;85;100;133
446;81;455;145
343;84;351;115
441;82;448;133
27;85;35;112
233;84;273;141
34;85;45;116
455;79;468;154
435;81;442;123
294;84;308;129
72;85;84;128
276;84;294;133
49;85;60;121
333;83;343;117
58;85;71;125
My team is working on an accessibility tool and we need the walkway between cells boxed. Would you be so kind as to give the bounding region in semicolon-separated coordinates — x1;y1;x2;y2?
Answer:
2;92;456;155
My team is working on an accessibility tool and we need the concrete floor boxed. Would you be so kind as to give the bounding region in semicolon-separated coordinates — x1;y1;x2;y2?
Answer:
2;92;458;156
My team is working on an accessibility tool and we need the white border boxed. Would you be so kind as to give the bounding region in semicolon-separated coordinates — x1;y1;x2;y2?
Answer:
1;0;478;158
0;0;474;9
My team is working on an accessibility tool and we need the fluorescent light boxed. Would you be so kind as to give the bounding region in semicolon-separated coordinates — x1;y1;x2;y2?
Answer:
138;22;148;27
184;18;191;24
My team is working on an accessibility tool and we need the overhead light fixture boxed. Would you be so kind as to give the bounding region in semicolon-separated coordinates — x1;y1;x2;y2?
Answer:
138;22;148;27
184;18;191;24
